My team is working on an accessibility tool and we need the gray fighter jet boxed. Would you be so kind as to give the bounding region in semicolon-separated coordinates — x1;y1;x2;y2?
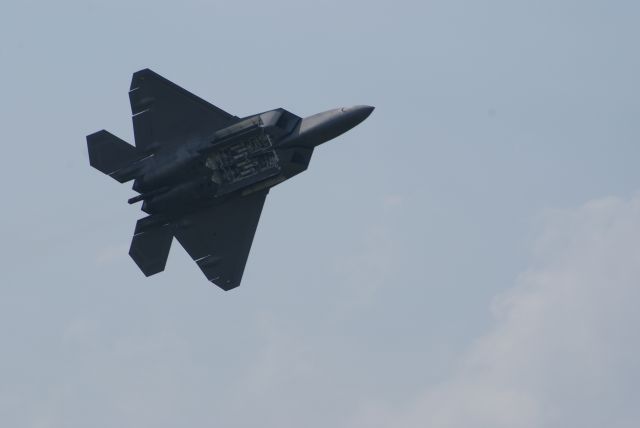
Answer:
87;69;373;290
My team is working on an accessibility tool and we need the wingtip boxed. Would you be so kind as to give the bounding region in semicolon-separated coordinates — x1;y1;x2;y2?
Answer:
130;68;156;90
211;277;242;291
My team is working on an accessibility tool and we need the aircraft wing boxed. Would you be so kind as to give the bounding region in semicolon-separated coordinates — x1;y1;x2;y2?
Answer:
129;68;238;153
173;191;268;290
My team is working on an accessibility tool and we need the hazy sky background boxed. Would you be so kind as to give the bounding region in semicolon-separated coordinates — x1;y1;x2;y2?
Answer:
1;1;639;427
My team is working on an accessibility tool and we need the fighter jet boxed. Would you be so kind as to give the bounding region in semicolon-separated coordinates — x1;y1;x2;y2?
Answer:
87;69;373;290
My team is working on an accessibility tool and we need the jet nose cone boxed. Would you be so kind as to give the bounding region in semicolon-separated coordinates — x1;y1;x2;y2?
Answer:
342;105;375;123
282;104;374;148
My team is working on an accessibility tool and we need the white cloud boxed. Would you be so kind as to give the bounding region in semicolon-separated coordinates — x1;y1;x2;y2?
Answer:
352;195;640;428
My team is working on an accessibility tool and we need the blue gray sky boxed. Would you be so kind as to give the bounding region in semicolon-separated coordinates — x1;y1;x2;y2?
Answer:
1;1;639;427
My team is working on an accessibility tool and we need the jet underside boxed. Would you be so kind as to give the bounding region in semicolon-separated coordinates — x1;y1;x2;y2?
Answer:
87;68;373;290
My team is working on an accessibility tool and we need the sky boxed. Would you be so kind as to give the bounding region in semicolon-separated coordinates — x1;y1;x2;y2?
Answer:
1;0;639;427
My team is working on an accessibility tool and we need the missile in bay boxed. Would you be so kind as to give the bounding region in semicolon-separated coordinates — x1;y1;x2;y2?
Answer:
87;69;374;290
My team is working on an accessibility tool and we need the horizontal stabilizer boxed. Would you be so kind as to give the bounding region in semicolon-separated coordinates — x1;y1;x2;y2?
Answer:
129;217;173;276
87;130;143;182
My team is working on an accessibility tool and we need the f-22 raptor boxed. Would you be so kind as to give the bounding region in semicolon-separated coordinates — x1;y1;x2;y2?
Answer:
87;69;373;290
